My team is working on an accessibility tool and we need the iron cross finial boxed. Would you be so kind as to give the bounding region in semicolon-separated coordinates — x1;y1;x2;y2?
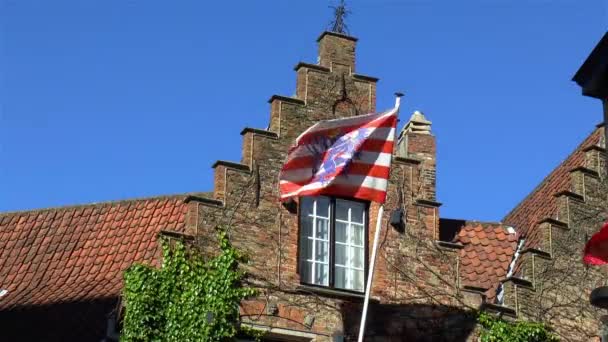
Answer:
329;0;350;34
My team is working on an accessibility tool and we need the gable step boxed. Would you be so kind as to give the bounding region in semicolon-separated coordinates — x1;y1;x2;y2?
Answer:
394;156;422;165
435;240;464;250
516;249;552;290
504;276;534;289
352;73;379;83
554;190;583;225
460;285;488;308
536;217;569;230
293;62;330;73
240;128;280;167
184;195;224;208
212;160;251;173
462;285;489;293
521;247;552;259
553;190;584;201
583;145;606;153
481;303;517;318
267;95;305;106
159;229;195;241
415;199;442;207
583;143;606;176
240;127;279;139
569;167;599;200
537;218;571;256
569;166;600;178
212;160;253;202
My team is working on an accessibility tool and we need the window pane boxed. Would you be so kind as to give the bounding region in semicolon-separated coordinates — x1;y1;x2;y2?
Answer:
353;247;364;268
352;224;364;246
301;215;312;238
300;260;312;284
316;218;329;240
350;202;365;224
316;196;330;218
335;244;346;265
334;266;346;289
352;269;364;292
335;221;348;243
299;196;367;291
301;197;314;216
315;263;329;286
336;200;349;221
315;240;328;262
299;222;312;260
303;238;313;259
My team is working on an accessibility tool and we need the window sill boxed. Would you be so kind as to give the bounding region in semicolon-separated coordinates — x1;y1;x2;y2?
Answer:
296;285;376;302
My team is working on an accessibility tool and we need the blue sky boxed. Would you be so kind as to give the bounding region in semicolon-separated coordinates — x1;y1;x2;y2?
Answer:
1;0;606;221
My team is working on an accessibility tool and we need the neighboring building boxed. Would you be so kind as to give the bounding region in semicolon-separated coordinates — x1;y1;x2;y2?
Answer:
0;196;190;341
573;32;608;170
1;28;607;341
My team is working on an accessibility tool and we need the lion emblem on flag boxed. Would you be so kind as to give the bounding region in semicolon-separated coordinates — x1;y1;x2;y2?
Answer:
307;127;373;185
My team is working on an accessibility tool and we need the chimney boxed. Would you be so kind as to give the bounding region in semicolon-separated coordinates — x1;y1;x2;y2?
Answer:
397;111;437;201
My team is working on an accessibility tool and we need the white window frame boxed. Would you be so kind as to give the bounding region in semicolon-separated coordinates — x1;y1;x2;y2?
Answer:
304;197;330;286
334;199;365;291
298;196;368;293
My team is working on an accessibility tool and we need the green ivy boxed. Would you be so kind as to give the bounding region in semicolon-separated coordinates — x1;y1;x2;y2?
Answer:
478;312;559;342
121;230;258;342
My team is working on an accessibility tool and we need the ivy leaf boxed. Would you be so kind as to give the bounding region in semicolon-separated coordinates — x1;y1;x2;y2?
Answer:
121;228;260;342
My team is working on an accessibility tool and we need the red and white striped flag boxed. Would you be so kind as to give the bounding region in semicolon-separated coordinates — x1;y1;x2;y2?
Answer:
279;101;399;204
583;222;608;265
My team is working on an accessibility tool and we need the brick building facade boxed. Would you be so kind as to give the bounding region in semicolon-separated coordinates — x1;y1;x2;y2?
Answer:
1;30;607;341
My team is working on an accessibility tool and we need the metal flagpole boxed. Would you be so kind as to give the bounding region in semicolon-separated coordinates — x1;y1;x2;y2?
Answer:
357;205;384;342
357;94;402;342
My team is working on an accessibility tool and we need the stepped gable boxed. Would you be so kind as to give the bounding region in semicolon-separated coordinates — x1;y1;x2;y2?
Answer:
194;30;465;339
0;194;189;341
503;127;603;250
444;220;518;299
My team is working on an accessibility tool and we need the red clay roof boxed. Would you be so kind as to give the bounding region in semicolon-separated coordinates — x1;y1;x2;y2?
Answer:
0;195;188;341
503;127;603;251
451;221;518;299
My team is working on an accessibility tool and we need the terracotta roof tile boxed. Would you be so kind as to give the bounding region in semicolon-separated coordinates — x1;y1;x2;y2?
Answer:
0;194;189;341
504;128;602;252
442;220;518;299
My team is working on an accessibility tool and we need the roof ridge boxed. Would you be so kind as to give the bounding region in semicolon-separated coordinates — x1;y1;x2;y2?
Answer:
0;191;211;217
502;126;602;222
465;220;506;226
440;218;505;226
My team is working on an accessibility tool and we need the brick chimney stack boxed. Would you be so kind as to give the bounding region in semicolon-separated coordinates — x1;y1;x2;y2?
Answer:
398;111;437;202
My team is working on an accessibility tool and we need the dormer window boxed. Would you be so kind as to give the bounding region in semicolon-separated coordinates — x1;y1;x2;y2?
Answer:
298;196;368;292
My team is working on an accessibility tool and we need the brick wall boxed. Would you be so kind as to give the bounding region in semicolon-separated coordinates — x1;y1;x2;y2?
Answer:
187;30;484;341
503;127;608;341
188;30;608;341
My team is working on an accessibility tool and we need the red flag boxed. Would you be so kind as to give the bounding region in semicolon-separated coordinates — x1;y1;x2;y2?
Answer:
583;222;608;265
279;104;399;204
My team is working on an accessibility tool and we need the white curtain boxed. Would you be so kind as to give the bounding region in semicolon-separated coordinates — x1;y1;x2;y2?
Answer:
300;196;330;286
334;199;365;292
300;197;366;292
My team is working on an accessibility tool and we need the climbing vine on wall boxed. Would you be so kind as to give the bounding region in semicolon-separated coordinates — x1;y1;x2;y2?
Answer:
478;312;559;342
121;230;259;342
